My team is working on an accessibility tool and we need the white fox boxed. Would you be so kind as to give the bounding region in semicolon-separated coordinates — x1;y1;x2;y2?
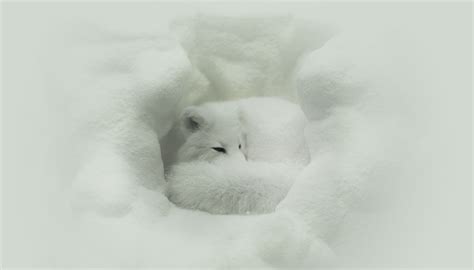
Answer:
166;97;309;214
176;100;248;163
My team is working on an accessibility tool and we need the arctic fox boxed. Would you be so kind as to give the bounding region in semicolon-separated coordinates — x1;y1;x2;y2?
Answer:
176;97;309;165
166;97;309;214
176;100;247;163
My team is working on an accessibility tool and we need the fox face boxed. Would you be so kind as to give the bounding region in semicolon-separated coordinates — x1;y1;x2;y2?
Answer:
177;102;247;163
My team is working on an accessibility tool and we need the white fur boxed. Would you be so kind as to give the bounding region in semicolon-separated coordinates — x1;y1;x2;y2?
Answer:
167;97;309;214
166;160;301;215
176;97;310;164
177;101;247;163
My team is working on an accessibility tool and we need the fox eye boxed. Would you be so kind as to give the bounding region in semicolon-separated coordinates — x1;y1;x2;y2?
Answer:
212;147;226;154
239;144;242;149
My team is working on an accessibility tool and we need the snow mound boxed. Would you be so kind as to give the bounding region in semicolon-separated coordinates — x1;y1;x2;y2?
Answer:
27;12;422;268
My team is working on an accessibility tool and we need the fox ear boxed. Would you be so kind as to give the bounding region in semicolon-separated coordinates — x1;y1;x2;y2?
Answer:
181;106;207;133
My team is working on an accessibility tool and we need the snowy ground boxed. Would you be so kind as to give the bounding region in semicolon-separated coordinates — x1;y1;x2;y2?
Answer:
2;2;472;268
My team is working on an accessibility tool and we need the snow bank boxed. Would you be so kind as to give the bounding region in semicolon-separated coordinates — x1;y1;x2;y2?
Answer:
2;3;471;268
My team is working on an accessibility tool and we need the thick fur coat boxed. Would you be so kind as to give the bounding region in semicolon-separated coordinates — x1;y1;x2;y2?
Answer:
166;97;309;214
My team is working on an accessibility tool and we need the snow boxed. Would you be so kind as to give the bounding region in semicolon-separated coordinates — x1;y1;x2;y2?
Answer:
2;2;471;268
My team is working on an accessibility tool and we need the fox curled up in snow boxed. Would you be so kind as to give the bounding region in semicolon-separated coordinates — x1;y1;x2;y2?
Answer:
165;97;310;215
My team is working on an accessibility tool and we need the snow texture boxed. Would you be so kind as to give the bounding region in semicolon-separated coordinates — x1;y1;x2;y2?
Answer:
3;3;471;268
63;14;378;266
63;15;348;266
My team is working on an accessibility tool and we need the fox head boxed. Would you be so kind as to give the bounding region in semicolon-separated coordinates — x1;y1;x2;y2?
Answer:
177;102;247;163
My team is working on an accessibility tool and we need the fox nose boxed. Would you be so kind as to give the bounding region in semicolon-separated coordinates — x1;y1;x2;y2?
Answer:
230;150;247;162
